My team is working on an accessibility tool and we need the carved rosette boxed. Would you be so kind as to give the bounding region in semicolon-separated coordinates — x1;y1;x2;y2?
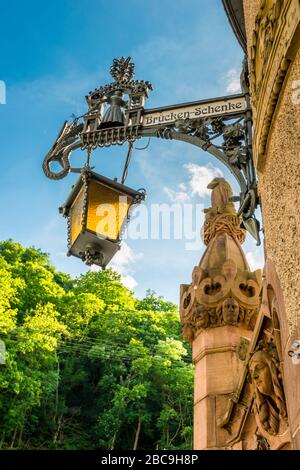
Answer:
180;178;262;342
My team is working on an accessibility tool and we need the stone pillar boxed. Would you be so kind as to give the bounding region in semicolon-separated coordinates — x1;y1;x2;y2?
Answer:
180;178;262;449
192;325;254;449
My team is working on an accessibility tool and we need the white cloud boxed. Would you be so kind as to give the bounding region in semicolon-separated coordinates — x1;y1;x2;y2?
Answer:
224;69;241;94
184;163;223;198
119;274;138;291
163;185;190;203
110;242;142;272
109;242;143;290
246;250;264;271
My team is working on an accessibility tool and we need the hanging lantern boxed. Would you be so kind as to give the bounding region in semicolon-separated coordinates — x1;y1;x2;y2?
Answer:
42;58;152;269
59;170;146;268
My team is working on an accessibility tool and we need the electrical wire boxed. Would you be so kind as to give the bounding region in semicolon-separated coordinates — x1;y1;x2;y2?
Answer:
2;333;192;358
0;306;192;364
1;335;192;363
1;327;190;350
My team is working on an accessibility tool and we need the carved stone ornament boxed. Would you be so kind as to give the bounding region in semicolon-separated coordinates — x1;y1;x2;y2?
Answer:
236;337;250;361
251;0;283;100
250;0;300;168
180;178;262;342
215;278;292;450
203;177;246;245
254;430;271;450
248;340;287;437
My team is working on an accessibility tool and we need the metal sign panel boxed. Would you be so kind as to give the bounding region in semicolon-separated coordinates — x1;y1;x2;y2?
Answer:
142;94;246;126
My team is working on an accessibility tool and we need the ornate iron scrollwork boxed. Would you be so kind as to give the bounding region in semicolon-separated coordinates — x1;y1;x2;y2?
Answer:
42;57;260;244
42;121;83;180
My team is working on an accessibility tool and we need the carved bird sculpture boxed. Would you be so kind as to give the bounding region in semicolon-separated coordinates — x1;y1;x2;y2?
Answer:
206;177;234;215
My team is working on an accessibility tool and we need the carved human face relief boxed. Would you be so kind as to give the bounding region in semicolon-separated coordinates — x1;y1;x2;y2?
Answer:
222;297;239;325
194;304;209;329
250;360;274;396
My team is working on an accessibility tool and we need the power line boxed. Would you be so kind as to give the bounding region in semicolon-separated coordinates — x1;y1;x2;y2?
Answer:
1;327;190;353
0;335;192;363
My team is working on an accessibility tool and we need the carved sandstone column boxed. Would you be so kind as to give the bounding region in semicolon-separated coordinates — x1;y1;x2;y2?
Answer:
180;178;262;450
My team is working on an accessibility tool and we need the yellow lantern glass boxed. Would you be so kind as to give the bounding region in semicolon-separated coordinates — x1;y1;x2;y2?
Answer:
60;170;145;268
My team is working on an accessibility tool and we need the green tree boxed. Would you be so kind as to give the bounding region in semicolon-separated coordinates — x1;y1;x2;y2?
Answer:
0;240;193;450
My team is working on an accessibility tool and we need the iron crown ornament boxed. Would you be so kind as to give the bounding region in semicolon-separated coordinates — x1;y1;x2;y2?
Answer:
110;57;135;82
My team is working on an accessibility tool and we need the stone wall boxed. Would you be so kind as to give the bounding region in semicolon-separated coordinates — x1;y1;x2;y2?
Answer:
261;49;300;334
243;0;300;448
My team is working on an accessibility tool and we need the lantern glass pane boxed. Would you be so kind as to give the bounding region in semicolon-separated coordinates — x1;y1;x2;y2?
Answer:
87;180;132;241
70;186;85;245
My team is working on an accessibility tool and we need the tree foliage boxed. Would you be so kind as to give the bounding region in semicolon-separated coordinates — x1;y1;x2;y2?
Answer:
0;240;193;449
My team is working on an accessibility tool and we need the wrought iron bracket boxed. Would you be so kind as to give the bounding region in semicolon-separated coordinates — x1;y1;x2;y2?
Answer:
42;57;261;244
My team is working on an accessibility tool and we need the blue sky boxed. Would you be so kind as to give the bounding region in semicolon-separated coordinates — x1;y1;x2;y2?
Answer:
0;0;264;303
